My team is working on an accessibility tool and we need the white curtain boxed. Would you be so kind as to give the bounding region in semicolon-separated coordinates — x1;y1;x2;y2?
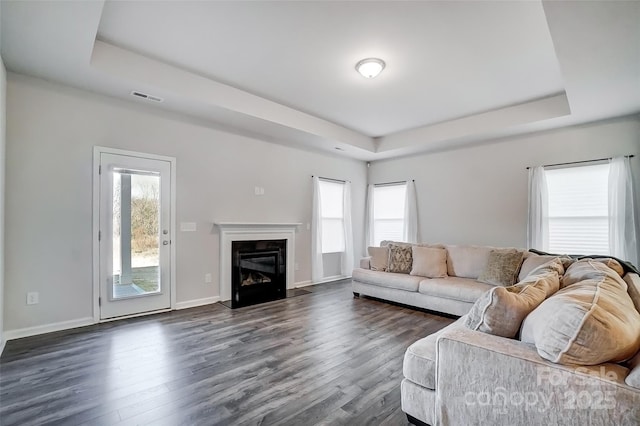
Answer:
527;166;549;250
311;176;324;282
364;184;375;250
403;180;418;243
341;181;354;277
608;156;638;265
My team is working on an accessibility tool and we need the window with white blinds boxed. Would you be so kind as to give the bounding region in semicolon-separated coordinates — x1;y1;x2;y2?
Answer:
373;183;407;246
318;180;345;253
545;163;610;255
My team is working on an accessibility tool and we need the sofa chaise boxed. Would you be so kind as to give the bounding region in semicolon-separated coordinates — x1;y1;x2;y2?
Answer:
352;242;640;425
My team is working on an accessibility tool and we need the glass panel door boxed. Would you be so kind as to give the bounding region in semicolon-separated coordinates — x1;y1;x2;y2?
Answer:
99;152;172;319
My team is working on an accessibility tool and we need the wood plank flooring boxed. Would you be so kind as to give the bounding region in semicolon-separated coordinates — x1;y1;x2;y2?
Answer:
0;280;454;426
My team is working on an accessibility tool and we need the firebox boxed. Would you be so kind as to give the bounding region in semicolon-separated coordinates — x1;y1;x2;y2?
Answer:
231;239;286;308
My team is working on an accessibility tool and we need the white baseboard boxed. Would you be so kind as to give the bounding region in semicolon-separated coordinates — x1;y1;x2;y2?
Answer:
175;296;220;310
308;275;352;285
0;337;6;356
294;280;313;288
4;317;96;341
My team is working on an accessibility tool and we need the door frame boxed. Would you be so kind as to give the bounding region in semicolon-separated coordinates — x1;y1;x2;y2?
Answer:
92;146;177;323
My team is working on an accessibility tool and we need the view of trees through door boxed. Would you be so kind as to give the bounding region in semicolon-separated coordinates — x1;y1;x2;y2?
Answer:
112;171;161;298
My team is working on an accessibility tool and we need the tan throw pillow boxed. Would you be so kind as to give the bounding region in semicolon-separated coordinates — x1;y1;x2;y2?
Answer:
446;245;494;279
368;246;389;271
410;246;447;278
387;243;413;274
477;249;525;287
518;254;559;281
465;259;563;338
520;259;640;365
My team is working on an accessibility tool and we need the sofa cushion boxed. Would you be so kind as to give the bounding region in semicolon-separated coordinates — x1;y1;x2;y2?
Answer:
418;277;493;303
465;259;563;338
403;316;467;390
518;253;559;282
446;245;493;279
388;244;413;274
477;248;525;286
626;352;640;389
352;268;422;292
623;273;640;314
562;257;625;288
368;246;389;271
410;246;447;278
520;259;640;365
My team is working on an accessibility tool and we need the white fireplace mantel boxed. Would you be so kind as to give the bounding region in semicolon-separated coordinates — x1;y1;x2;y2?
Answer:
215;222;301;302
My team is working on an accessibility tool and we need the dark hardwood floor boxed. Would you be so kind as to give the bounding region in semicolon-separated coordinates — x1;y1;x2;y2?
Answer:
0;280;454;426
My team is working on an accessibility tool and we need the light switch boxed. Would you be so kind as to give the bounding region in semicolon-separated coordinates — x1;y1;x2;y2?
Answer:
180;222;197;232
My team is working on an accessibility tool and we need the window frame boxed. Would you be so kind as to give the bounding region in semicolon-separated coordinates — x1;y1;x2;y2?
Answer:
545;162;610;255
372;182;407;247
318;178;346;254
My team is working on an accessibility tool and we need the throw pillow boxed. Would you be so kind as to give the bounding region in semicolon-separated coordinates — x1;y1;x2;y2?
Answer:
465;259;563;338
477;249;525;286
446;245;494;279
520;259;640;365
387;243;413;274
368;246;390;271
410;246;447;278
518;254;559;282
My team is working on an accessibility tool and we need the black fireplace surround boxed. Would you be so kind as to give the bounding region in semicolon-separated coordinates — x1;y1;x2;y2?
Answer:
231;239;287;308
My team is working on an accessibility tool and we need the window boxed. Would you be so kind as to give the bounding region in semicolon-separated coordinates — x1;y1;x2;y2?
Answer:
318;179;345;253
546;163;610;255
373;183;407;246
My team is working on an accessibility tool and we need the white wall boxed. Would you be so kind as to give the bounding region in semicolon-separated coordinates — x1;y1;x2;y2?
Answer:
369;116;640;253
4;73;366;332
0;57;6;351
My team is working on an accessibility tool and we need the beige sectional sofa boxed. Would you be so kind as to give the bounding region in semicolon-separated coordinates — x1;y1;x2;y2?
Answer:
352;243;640;425
353;243;538;316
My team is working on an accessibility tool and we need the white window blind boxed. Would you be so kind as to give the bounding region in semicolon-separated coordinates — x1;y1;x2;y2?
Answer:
373;184;407;246
545;164;610;255
318;180;345;253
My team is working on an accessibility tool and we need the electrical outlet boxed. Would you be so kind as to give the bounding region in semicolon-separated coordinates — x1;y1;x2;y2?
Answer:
205;273;212;283
27;292;39;305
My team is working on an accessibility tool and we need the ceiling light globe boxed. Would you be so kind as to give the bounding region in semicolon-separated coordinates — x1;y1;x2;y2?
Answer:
356;58;385;79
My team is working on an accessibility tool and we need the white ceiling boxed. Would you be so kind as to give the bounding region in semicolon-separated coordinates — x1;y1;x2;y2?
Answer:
2;1;639;161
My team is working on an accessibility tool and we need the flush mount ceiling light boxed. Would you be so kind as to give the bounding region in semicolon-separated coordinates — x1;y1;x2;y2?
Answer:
355;58;385;79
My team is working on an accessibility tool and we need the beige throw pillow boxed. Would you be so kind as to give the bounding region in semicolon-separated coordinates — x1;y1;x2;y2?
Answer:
520;259;640;365
518;254;559;281
387;244;413;274
465;259;563;338
477;249;525;287
410;246;447;278
368;246;390;271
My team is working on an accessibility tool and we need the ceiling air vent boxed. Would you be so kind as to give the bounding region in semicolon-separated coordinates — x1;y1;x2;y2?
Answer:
130;91;163;103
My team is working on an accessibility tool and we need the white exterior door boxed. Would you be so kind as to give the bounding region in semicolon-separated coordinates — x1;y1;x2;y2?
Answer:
98;150;173;319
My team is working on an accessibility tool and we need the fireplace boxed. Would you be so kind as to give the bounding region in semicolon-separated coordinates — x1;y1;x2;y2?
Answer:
231;240;286;308
215;222;300;307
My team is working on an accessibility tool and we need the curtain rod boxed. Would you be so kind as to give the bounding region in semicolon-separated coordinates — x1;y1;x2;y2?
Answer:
525;155;635;170
374;180;414;187
311;175;350;183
